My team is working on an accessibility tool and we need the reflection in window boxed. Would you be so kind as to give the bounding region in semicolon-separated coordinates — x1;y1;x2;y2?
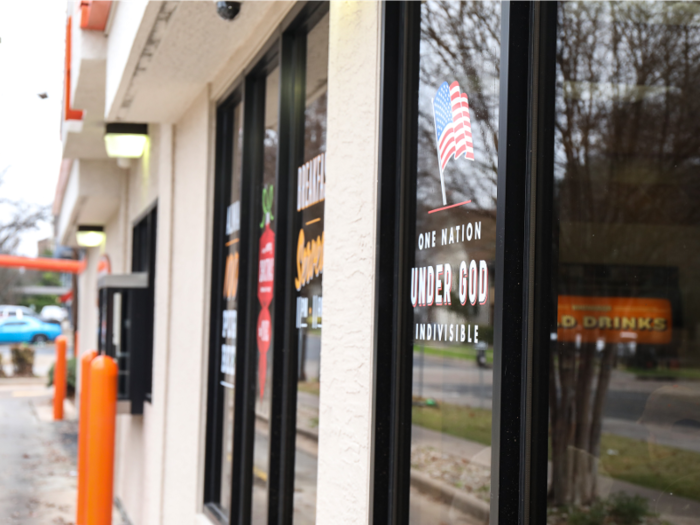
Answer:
549;3;700;524
293;13;328;525
219;102;243;514
410;2;500;523
251;66;280;525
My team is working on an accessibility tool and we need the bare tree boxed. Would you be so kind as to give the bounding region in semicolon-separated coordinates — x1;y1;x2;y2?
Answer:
418;0;700;509
550;1;700;506
0;166;51;303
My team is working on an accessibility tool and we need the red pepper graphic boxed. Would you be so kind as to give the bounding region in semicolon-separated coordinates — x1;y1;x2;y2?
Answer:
257;190;275;399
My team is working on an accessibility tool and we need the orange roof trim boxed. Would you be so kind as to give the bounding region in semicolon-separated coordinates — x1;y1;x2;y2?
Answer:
65;17;83;121
80;1;113;32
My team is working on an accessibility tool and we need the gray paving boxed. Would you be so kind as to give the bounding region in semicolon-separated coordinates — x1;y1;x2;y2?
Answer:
0;380;78;524
0;379;125;524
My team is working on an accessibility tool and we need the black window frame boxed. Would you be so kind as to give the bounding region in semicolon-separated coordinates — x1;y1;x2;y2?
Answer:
203;4;329;524
371;3;558;525
203;86;244;523
131;202;157;404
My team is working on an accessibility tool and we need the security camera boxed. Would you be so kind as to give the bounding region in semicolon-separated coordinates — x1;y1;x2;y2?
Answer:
216;2;241;21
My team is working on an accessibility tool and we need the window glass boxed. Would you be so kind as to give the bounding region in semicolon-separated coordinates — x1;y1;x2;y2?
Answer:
251;66;280;525
410;2;500;522
292;13;328;524
219;102;243;514
548;3;700;523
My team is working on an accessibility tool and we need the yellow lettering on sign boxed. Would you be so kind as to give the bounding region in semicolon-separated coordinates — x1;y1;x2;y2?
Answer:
223;252;239;300
295;229;324;291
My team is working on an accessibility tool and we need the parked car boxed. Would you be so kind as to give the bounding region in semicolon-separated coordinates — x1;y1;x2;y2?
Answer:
0;316;62;344
0;305;40;320
40;305;68;324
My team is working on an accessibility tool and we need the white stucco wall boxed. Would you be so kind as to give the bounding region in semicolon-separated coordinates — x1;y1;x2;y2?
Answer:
315;3;383;524
127;128;160;230
68;3;386;524
97;123;170;525
142;122;174;525
160;86;214;524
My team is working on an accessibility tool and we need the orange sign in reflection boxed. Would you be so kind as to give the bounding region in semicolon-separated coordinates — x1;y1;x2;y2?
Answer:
557;296;672;345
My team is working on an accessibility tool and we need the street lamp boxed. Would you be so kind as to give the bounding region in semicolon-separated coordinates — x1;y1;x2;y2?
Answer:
76;225;105;248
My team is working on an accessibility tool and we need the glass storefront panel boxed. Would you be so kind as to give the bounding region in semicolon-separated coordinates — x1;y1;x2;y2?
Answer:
410;2;500;522
251;66;280;525
292;13;328;525
548;3;700;524
219;102;244;514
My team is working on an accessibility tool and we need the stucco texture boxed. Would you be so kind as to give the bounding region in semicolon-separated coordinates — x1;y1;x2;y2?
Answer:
316;3;382;524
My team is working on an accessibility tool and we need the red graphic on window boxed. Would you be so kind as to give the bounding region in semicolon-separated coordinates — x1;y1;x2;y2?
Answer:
257;186;275;399
258;223;275;308
256;308;271;399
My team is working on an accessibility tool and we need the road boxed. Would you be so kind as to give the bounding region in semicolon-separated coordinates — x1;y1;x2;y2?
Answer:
412;352;700;453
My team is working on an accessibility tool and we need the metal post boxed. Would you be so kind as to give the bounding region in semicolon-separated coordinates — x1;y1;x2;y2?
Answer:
53;335;67;420
419;345;424;400
76;349;97;525
86;355;118;525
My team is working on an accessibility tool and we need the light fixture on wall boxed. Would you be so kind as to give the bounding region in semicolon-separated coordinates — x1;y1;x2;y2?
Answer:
104;123;148;159
76;225;106;247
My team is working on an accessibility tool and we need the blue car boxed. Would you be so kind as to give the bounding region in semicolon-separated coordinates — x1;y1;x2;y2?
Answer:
0;316;62;344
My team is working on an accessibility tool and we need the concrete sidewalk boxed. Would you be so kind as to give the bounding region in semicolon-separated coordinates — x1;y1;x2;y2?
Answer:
0;378;124;524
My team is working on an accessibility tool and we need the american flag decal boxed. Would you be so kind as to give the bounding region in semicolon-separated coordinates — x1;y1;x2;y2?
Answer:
432;81;474;205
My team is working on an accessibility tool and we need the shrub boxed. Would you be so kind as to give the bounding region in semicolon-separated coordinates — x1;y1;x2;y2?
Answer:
11;344;34;376
47;357;77;397
568;501;607;525
607;493;650;525
553;492;657;525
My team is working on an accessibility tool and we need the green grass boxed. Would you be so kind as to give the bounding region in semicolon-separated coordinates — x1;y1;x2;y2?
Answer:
412;401;492;446
626;367;700;381
412;400;700;502
298;380;320;396
600;433;700;502
413;344;494;365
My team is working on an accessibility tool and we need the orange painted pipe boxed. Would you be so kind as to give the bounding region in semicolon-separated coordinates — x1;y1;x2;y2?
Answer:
0;255;108;275
53;336;67;420
0;254;86;273
86;355;118;525
76;349;97;525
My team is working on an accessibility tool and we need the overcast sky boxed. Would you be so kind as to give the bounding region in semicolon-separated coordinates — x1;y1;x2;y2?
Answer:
0;1;66;256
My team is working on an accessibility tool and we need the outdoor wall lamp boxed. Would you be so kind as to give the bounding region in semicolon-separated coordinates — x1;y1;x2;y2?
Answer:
76;225;106;248
104;123;148;159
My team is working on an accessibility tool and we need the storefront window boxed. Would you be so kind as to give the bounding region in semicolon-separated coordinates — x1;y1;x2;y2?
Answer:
548;3;700;523
251;66;280;525
410;2;500;522
219;102;243;514
291;13;328;524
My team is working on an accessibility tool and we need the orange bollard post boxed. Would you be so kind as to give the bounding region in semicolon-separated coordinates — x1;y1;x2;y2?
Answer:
86;355;118;525
53;336;67;420
76;349;97;525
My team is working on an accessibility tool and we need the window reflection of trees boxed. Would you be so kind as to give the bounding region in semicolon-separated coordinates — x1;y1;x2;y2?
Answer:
305;92;327;162
550;1;700;510
418;1;500;221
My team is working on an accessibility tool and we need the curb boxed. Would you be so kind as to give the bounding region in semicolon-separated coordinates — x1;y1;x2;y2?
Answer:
410;468;490;523
255;412;319;442
0;376;46;385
